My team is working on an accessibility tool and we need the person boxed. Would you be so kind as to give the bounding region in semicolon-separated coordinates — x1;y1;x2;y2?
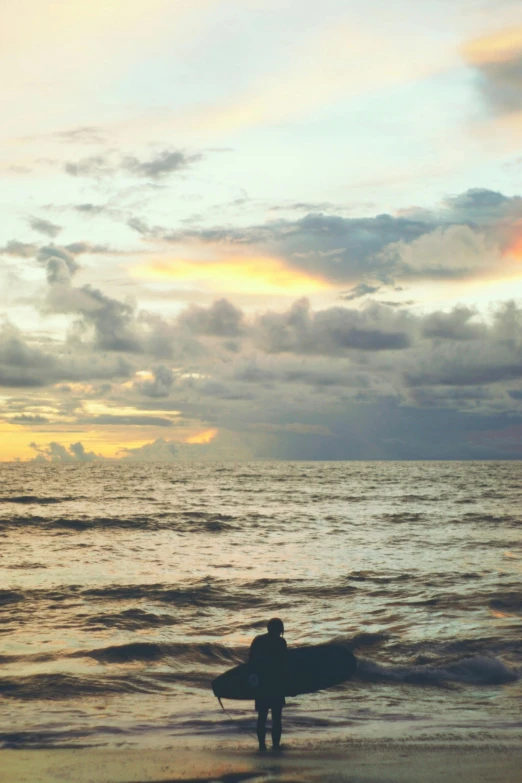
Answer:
249;617;287;751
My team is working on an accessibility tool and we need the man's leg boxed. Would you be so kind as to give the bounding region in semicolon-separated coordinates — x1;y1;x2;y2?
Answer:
256;705;269;750
271;704;282;749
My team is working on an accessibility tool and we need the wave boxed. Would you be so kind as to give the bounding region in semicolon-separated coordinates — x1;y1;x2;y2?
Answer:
357;655;519;686
83;608;179;631
0;512;239;533
2;649;518;702
0;496;77;505
460;512;522;527
0;672;172;700
0;589;25;606
77;641;243;665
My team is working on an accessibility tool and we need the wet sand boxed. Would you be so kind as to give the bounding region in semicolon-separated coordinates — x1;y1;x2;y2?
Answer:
2;741;521;783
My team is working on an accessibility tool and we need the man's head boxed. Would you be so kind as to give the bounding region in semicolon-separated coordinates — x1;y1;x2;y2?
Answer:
267;617;284;636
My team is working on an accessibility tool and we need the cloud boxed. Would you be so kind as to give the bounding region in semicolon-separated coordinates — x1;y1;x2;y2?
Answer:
10;414;50;425
64;155;112;178
153;188;522;285
28;216;62;238
404;302;522;389
251;422;332;436
64;149;201;180
441;187;519;222
420;306;485;341
127;217;151;235
119;437;180;461
341;282;381;301
81;414;175;427
37;244;81;283
381;224;498;279
255;298;411;354
52;126;107;145
463;27;522;115
1;240;111;280
0;321;134;389
52;284;142;352
64;241;112;255
122;150;202;179
29;441;102;462
0;240;38;258
178;298;245;337
135;365;174;398
74;203;109;215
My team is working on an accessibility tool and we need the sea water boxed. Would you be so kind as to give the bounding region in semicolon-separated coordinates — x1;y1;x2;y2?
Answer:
0;461;521;748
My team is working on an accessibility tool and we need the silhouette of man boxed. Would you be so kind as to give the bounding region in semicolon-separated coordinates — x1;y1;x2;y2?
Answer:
249;617;287;751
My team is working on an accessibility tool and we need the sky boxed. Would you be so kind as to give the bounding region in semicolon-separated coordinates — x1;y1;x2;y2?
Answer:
2;0;522;461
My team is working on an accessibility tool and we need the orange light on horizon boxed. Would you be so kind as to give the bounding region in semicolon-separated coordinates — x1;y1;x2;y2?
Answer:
185;428;218;445
504;234;522;260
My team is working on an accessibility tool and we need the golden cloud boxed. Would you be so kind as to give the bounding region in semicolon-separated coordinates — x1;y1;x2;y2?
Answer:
185;428;218;444
132;255;331;296
463;26;522;65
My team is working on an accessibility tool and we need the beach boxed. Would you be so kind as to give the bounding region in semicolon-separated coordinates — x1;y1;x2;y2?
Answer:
3;741;522;783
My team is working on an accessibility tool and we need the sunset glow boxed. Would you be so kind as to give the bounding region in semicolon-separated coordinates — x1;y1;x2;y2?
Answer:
505;234;522;260
185;429;218;445
133;256;331;296
463;26;522;65
1;1;522;462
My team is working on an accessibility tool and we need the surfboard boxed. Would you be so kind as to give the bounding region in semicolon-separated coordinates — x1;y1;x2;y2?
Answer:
212;643;357;700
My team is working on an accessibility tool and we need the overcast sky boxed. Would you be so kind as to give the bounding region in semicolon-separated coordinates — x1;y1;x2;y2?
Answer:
2;0;522;461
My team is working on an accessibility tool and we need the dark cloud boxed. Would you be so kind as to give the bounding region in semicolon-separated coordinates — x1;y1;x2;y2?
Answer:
255;298;411;354
64;149;201;180
407;385;496;409
0;239;111;276
250;422;332;436
0;322;134;389
44;276;203;361
404;302;522;389
37;244;81;282
153;188;522;285
135;365;174;398
10;414;50;425
28;216;62;238
64;155;112;178
0;240;38;258
162;212;427;284
441;187;517;221
467;46;522;115
64;242;111;255
0;325;56;374
341;283;381;301
122;150;202;179
69;286;142;353
127;217;151;235
82;415;175;427
74;203;108;215
178;298;245;337
420;306;485;341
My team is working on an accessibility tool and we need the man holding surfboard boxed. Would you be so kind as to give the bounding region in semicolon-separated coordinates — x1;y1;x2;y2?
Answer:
212;622;356;747
249;617;287;751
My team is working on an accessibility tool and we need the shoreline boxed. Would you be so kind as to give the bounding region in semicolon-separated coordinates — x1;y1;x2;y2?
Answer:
2;739;522;783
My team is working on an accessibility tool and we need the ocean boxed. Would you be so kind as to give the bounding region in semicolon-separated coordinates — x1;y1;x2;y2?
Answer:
1;461;521;750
